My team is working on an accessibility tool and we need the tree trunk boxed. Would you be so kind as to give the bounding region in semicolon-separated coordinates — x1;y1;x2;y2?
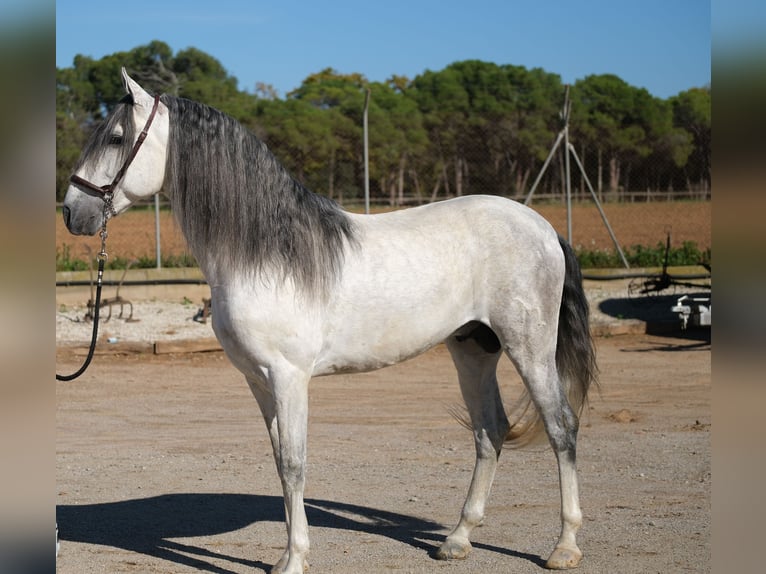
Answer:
430;169;444;203
579;144;586;200
597;148;603;199
327;147;336;201
454;156;463;197
442;161;451;197
410;169;422;203
397;154;406;205
518;169;530;198
609;156;620;193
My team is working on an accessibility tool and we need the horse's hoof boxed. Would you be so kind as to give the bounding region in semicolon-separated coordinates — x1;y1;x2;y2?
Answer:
270;554;308;574
545;545;582;569
435;537;472;560
269;564;308;574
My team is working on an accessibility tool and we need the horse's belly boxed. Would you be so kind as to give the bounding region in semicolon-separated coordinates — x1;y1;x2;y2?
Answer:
313;279;476;376
312;323;452;375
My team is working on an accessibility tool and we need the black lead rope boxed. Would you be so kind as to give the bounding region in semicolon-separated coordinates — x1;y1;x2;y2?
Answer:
56;257;106;381
56;200;112;382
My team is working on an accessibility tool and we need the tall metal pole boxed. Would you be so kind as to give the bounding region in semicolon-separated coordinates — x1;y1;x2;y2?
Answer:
562;86;573;243
363;88;371;214
523;130;564;206
154;194;161;269
524;85;628;268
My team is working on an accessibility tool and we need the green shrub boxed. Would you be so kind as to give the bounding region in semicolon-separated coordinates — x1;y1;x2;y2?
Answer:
56;244;198;271
58;241;709;272
56;244;89;271
575;241;710;269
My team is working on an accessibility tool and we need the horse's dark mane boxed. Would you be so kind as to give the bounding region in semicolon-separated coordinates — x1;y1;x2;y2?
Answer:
158;94;356;296
75;95;136;172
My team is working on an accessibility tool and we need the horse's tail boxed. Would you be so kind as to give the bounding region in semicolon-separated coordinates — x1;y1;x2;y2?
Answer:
553;235;598;418
504;235;598;447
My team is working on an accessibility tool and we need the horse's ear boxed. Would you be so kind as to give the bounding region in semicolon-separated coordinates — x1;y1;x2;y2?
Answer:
121;67;154;109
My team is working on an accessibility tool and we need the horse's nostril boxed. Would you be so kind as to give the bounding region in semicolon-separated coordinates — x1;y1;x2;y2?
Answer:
62;205;71;228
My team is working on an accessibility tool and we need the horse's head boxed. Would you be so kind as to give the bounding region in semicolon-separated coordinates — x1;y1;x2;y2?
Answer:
62;68;169;235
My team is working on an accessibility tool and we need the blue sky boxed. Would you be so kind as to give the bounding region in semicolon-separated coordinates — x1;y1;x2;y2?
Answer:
56;0;710;100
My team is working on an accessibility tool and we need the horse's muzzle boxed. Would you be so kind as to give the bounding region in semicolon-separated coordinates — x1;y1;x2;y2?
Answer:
61;202;101;236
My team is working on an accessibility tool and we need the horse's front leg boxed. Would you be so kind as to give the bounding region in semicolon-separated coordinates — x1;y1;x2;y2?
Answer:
247;372;311;574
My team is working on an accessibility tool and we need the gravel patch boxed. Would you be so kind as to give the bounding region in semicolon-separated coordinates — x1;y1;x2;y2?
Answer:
56;299;215;345
55;278;705;346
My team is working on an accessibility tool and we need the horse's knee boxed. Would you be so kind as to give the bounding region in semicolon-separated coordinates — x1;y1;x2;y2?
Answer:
277;454;306;486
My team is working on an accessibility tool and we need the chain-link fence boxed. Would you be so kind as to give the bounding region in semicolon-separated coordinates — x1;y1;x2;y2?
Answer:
56;193;710;270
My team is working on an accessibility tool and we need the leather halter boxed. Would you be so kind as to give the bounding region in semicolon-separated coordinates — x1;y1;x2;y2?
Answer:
70;94;161;198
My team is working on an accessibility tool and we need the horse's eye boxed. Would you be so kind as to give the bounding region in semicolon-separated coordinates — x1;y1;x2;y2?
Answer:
109;134;123;145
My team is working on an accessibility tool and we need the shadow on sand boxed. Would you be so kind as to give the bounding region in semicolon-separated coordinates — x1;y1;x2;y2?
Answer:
57;493;544;572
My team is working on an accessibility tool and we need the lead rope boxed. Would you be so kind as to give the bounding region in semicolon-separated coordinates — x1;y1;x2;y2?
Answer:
56;195;112;381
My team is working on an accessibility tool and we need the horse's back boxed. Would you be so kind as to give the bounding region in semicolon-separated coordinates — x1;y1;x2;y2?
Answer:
347;195;563;291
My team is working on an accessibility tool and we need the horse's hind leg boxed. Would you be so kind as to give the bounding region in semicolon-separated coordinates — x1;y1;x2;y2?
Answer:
505;334;583;569
436;324;508;560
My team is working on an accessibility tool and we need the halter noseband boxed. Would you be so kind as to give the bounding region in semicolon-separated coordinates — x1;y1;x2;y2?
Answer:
70;94;161;202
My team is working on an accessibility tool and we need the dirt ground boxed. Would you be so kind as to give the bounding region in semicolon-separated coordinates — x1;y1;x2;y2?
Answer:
56;325;710;573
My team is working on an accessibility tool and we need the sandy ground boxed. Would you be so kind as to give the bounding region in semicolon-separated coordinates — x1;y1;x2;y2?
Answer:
55;281;711;573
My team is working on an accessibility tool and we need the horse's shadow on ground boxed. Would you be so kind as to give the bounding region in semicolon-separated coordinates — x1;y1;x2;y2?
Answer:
57;493;544;573
598;291;711;348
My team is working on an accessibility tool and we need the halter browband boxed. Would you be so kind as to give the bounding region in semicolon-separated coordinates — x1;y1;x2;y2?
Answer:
70;94;161;198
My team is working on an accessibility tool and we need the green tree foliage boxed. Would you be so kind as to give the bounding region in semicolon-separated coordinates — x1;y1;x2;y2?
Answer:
255;97;340;195
570;75;709;195
410;61;563;199
670;88;711;190
369;80;428;204
284;68;366;201
56;42;711;204
572;74;654;193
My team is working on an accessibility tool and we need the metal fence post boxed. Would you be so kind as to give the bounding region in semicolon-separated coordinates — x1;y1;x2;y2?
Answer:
154;194;161;269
